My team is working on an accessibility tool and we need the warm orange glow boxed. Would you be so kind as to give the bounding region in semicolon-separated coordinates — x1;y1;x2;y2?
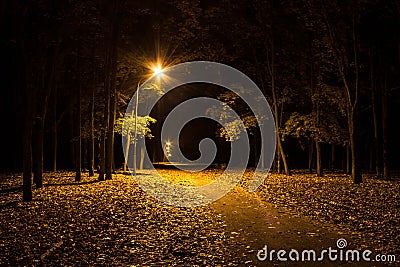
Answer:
141;58;182;97
141;57;179;85
152;64;164;76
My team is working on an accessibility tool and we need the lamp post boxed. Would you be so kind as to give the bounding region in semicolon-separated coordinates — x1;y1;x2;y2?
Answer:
133;80;141;176
133;64;164;176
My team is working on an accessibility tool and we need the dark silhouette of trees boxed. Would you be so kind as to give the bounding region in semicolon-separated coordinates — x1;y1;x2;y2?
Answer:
1;0;399;201
10;1;65;200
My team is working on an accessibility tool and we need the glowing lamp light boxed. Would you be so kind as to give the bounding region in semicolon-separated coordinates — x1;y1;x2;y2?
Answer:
152;64;164;77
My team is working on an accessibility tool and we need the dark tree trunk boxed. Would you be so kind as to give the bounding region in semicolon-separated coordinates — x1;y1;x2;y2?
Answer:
19;11;33;201
346;144;351;174
75;44;82;182
105;83;116;179
51;86;58;172
105;0;121;180
23;118;33;201
382;77;390;180
370;48;382;177
74;97;81;182
271;76;289;176
316;141;323;177
33;117;44;188
88;45;96;177
82;138;88;172
350;13;362;184
323;6;362;183
276;147;281;173
88;90;95;176
32;45;56;188
103;47;111;178
308;139;314;174
349;111;362;183
314;70;323;177
123;134;131;173
69;107;75;169
264;7;289;176
98;134;106;181
101;1;114;180
277;134;290;176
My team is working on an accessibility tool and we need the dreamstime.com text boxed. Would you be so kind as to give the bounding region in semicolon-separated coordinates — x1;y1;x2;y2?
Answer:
257;238;396;263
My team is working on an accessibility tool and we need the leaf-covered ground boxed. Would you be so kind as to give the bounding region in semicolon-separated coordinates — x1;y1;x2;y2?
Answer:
160;168;399;260
0;169;399;266
0;172;239;266
253;170;400;258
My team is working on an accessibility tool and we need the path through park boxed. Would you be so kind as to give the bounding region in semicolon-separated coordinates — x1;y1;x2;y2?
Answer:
211;186;382;266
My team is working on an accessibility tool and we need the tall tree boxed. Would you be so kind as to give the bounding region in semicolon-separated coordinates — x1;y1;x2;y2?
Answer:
14;1;62;199
19;8;34;200
75;39;82;182
104;0;121;180
361;1;400;179
291;0;367;182
252;0;292;175
320;1;363;183
88;54;96;177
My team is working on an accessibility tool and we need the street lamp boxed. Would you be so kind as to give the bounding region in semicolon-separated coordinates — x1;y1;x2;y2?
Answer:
133;80;141;176
133;64;165;176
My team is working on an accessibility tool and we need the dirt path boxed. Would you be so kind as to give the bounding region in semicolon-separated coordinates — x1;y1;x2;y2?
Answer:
210;187;385;266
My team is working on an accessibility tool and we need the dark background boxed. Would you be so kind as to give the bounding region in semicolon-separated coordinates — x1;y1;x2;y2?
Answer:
0;0;399;174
